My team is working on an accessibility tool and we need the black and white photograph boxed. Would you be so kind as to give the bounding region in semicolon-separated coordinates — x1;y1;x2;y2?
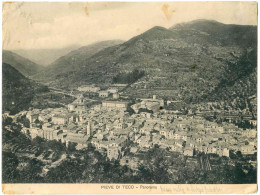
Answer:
1;1;257;191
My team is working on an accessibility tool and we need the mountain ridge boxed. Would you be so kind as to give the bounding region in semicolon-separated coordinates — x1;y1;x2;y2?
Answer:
170;20;257;48
30;20;257;110
12;45;81;66
2;50;44;77
2;63;41;114
33;40;124;81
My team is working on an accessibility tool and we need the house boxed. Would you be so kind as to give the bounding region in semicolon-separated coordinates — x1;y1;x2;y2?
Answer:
125;119;135;127
98;141;109;150
107;87;118;94
96;133;104;140
114;120;127;129
38;114;51;123
91;138;99;148
109;137;128;148
216;126;224;133
99;91;109;98
241;145;256;155
78;85;100;92
113;93;120;99
174;132;187;141
180;134;188;141
140;127;151;135
42;128;63;141
207;146;217;154
52;115;68;125
170;145;183;152
102;101;128;110
191;135;203;143
134;133;141;142
143;101;160;113
152;135;161;146
186;140;196;148
64;132;88;147
30;122;41;128
76;142;89;150
107;147;120;160
249;120;257;127
120;156;142;171
68;104;76;112
130;147;138;153
131;103;141;113
176;122;188;131
175;140;184;148
242;129;257;138
221;148;230;157
159;140;174;150
184;147;194;156
248;138;257;146
137;136;151;148
28;128;43;139
160;130;167;137
166;131;175;139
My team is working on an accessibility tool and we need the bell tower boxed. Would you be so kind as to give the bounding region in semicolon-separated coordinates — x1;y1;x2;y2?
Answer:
87;121;92;136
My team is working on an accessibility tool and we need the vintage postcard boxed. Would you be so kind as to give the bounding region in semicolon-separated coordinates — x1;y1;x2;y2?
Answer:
1;1;257;194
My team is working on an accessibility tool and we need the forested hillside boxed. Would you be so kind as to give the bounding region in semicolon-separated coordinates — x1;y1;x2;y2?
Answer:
3;51;44;77
2;63;74;114
33;21;256;106
2;63;48;114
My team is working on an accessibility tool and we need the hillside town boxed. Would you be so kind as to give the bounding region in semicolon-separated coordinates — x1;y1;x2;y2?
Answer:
4;84;257;170
2;2;258;188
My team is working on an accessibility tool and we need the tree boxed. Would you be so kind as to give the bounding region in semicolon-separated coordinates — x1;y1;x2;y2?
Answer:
2;151;19;183
236;151;243;159
2;116;13;126
17;115;30;128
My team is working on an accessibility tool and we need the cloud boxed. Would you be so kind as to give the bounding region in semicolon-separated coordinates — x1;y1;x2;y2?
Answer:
3;2;257;50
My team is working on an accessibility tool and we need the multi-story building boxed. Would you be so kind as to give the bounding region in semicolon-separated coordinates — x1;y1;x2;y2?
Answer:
52;115;68;125
78;85;100;92
99;91;109;97
102;101;128;110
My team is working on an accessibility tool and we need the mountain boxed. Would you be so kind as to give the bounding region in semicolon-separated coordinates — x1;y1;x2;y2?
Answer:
12;45;81;66
33;40;124;82
2;63;48;114
168;19;257;104
2;63;76;115
2;50;44;77
34;20;257;108
170;19;256;48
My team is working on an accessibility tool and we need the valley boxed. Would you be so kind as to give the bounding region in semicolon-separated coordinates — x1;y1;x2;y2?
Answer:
2;19;257;184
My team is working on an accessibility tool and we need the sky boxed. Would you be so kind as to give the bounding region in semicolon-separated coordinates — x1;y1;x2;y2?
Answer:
2;1;257;50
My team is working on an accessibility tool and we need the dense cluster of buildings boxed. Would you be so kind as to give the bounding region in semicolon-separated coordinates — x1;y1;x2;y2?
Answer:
77;84;121;99
188;102;257;125
13;84;256;169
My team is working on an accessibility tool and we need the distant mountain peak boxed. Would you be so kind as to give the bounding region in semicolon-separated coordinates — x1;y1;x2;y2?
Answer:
142;26;172;35
170;19;224;30
186;19;221;24
148;26;168;31
33;40;125;82
12;45;82;66
125;25;175;45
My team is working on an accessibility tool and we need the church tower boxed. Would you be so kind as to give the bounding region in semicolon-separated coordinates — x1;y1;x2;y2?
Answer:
87;121;92;136
78;94;84;104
